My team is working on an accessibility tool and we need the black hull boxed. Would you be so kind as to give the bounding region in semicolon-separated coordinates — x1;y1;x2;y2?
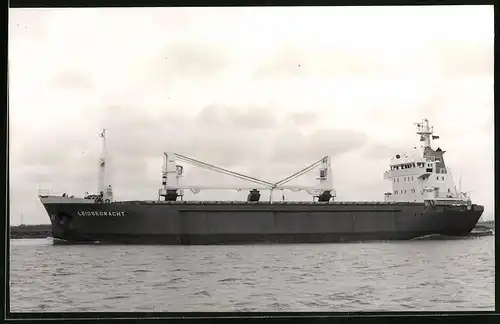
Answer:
41;201;484;245
50;232;486;245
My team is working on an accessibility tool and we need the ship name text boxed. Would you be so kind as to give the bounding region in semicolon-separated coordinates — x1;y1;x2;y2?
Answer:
77;211;126;217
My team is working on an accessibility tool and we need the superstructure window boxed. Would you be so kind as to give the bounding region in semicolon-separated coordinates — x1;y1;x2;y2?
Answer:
441;176;444;180
394;190;398;195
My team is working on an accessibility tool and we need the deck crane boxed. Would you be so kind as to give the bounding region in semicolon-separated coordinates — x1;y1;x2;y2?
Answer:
159;152;336;203
272;156;336;202
159;152;276;202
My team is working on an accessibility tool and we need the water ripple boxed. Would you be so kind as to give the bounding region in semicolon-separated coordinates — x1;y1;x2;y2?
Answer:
9;236;495;312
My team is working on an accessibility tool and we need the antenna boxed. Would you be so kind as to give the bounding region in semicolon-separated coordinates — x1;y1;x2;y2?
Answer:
415;118;434;148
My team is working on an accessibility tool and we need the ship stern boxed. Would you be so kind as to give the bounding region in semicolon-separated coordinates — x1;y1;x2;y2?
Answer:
437;203;484;236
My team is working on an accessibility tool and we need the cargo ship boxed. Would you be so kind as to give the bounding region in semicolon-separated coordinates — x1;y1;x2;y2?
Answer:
38;119;484;244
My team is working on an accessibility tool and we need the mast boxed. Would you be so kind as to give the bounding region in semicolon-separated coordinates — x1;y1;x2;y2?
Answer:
98;129;106;195
98;129;113;202
415;118;434;149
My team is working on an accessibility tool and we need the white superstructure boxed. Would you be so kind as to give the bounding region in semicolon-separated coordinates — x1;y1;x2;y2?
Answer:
383;119;469;203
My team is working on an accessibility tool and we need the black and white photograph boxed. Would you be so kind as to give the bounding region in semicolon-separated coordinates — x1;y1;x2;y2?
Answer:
8;5;494;313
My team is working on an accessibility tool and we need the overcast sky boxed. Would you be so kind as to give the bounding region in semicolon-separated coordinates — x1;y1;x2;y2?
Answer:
9;6;494;225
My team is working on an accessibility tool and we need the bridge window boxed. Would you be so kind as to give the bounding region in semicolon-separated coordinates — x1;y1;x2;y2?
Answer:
436;176;439;180
448;188;451;193
394;190;398;195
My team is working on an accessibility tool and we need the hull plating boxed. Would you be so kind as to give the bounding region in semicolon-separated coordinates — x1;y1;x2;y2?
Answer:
41;201;484;245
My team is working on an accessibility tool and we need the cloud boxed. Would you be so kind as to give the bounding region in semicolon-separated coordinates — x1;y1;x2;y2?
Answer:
12;131;93;169
269;128;368;164
8;9;53;45
195;104;278;130
135;41;232;84
285;111;319;128
424;39;493;78
360;143;405;160
253;44;391;79
95;103;280;168
49;70;94;90
254;34;493;81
